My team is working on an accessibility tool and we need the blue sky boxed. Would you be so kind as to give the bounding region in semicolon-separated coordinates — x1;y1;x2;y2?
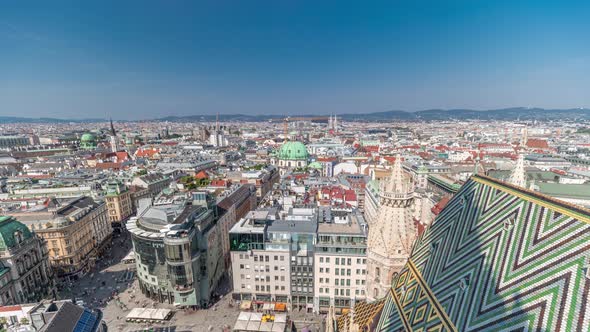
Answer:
1;0;589;120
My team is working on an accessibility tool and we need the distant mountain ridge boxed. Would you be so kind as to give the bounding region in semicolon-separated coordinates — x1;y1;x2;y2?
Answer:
1;108;589;123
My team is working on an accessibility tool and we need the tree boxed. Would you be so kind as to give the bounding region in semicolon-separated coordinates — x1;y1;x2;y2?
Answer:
19;317;29;325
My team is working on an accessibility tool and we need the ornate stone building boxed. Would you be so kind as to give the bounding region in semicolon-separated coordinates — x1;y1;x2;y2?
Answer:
0;216;54;305
366;155;416;301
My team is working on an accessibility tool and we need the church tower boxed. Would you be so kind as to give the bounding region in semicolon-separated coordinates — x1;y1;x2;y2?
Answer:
366;154;416;300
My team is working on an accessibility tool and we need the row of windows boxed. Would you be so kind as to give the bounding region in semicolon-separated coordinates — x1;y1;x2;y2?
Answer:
239;254;287;262
239;264;287;272
318;288;366;296
318;277;366;286
318;267;366;275
318;257;367;265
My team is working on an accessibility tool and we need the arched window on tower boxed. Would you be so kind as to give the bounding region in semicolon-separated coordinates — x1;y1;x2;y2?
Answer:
373;288;379;298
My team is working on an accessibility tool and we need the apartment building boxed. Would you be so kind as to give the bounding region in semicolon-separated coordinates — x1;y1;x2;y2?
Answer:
104;180;133;228
313;214;367;314
14;197;110;280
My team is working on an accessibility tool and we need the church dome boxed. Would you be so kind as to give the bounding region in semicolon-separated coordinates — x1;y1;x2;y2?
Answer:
308;161;323;170
80;133;96;143
278;141;309;160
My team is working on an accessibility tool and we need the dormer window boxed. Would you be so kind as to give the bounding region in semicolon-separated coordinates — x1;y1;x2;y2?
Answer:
14;231;23;244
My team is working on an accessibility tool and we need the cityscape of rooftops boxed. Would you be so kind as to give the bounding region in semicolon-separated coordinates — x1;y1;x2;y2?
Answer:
0;2;589;332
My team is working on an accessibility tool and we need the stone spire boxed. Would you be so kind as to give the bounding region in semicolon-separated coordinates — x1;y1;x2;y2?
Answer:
384;154;408;193
509;154;527;188
521;126;528;148
333;114;338;132
367;152;416;300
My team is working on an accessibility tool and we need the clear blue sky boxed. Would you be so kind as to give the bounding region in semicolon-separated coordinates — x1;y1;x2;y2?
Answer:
1;0;589;120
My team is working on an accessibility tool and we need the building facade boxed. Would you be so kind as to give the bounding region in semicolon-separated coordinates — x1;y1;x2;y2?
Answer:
105;181;133;228
15;197;110;281
127;192;223;307
0;216;54;305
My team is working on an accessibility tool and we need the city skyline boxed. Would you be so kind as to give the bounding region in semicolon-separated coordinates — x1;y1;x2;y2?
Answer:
1;0;590;120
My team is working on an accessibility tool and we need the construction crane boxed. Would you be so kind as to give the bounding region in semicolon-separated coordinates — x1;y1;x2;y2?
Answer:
269;116;330;140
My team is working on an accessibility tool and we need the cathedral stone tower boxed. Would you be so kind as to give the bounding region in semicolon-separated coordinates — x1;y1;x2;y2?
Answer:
366;155;416;300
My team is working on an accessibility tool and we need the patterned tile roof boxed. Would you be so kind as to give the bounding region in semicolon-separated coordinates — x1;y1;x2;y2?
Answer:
375;174;590;331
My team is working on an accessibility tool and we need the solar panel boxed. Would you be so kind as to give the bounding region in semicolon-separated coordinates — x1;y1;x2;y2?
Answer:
73;309;98;332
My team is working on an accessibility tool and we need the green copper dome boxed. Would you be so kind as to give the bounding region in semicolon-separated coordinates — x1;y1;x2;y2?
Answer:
80;133;96;142
308;161;323;169
80;132;97;150
278;141;309;160
0;216;33;251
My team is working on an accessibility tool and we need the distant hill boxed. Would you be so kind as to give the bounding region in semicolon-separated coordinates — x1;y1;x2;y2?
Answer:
160;108;590;122
1;108;589;123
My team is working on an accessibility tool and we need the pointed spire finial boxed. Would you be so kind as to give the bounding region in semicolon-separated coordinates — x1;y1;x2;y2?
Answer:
508;153;527;187
384;154;407;193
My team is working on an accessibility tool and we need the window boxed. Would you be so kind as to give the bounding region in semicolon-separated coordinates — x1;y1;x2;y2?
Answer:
240;264;244;269
335;258;340;265
335;278;339;285
239;254;244;259
320;257;324;263
326;278;329;283
326;257;330;263
319;278;324;283
254;256;258;262
275;276;279;281
280;256;284;261
281;286;285;290
274;266;278;271
346;289;350;296
320;267;324;273
357;258;361;264
373;288;379;298
347;269;351;276
265;256;269;262
281;276;285;281
375;267;380;277
347;258;351;265
346;279;350;286
319;288;323;293
335;269;339;275
326;268;330;273
274;256;278;261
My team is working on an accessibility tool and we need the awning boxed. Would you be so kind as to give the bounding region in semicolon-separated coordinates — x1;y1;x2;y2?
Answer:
259;322;273;331
237;311;252;321
233;319;249;331
272;323;286;332
274;313;287;323
262;303;273;310
239;300;252;310
125;308;172;321
246;320;261;331
274;303;286;312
